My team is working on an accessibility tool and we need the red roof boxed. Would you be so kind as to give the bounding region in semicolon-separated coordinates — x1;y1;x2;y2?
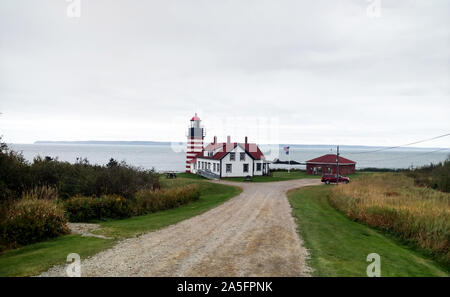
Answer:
203;142;224;151
190;113;200;121
306;154;356;165
200;142;265;160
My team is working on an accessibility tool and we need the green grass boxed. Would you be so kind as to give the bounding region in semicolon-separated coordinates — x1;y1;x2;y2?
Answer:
288;185;448;276
0;178;241;276
0;235;114;277
224;170;320;182
175;172;207;180
171;170;371;183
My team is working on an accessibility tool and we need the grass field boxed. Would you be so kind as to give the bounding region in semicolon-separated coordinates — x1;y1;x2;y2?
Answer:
330;173;450;267
179;170;373;183
0;178;241;276
223;170;320;182
288;185;448;276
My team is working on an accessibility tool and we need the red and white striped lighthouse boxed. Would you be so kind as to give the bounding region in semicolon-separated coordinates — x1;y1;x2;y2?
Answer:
186;113;204;173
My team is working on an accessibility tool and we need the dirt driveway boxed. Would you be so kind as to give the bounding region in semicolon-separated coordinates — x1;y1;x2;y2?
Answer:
41;179;321;277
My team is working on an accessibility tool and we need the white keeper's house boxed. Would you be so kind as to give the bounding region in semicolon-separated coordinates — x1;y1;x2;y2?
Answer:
185;113;270;178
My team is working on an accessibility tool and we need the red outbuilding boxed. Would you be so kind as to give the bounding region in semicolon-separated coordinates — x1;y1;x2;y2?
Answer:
306;154;356;175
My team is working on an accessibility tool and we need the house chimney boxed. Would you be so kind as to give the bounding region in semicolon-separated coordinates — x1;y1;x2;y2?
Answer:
222;143;226;152
245;136;248;145
213;136;217;144
227;136;231;144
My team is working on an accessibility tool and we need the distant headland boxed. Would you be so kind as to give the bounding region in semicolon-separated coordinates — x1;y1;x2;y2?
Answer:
34;140;173;146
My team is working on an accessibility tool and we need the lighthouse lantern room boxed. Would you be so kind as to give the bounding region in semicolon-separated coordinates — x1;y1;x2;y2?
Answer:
186;113;205;173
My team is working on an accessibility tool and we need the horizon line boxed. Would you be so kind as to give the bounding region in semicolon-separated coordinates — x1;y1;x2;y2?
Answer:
10;140;449;151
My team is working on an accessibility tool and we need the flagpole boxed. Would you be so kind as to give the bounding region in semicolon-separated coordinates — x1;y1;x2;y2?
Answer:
288;147;291;173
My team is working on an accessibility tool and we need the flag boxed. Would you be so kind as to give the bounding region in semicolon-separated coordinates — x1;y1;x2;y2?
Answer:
283;146;290;155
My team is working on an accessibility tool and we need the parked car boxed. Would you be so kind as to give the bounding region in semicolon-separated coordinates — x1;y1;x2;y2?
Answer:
321;174;350;184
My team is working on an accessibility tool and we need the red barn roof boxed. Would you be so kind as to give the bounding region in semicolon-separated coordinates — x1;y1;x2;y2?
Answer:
306;154;356;165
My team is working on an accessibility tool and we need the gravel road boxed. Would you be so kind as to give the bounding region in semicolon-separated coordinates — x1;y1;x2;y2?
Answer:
41;179;320;277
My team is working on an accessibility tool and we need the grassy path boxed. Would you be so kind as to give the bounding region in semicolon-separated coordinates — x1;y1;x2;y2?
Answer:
288;186;448;276
0;179;241;276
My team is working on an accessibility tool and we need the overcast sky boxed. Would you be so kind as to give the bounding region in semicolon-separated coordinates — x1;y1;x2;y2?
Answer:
0;0;449;147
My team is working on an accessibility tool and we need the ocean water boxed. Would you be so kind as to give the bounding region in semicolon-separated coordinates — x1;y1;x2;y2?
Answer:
8;143;450;172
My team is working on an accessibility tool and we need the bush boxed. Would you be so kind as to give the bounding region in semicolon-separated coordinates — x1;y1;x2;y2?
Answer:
134;184;201;215
0;138;160;201
29;157;160;199
405;157;450;193
0;138;31;201
65;185;200;222
0;199;70;250
65;195;134;222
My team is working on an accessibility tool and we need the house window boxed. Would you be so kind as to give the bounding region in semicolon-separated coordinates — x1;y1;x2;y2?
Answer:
208;163;211;170
226;164;232;173
213;163;216;172
230;152;235;161
243;164;249;173
240;152;245;161
256;163;262;171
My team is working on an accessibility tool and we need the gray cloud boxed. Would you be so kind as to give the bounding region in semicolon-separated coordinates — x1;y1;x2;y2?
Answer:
0;0;449;147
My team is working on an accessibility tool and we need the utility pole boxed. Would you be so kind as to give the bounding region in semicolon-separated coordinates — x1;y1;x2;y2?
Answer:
336;145;340;184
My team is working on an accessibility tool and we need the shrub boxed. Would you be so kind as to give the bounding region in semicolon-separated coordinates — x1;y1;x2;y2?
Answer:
0;138;31;201
134;184;200;215
64;195;134;222
29;157;161;199
0;137;160;201
405;157;450;193
65;185;200;222
0;199;70;250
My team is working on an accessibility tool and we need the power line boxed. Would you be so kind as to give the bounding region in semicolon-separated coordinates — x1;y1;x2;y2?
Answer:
360;147;450;163
273;147;449;164
346;133;450;155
